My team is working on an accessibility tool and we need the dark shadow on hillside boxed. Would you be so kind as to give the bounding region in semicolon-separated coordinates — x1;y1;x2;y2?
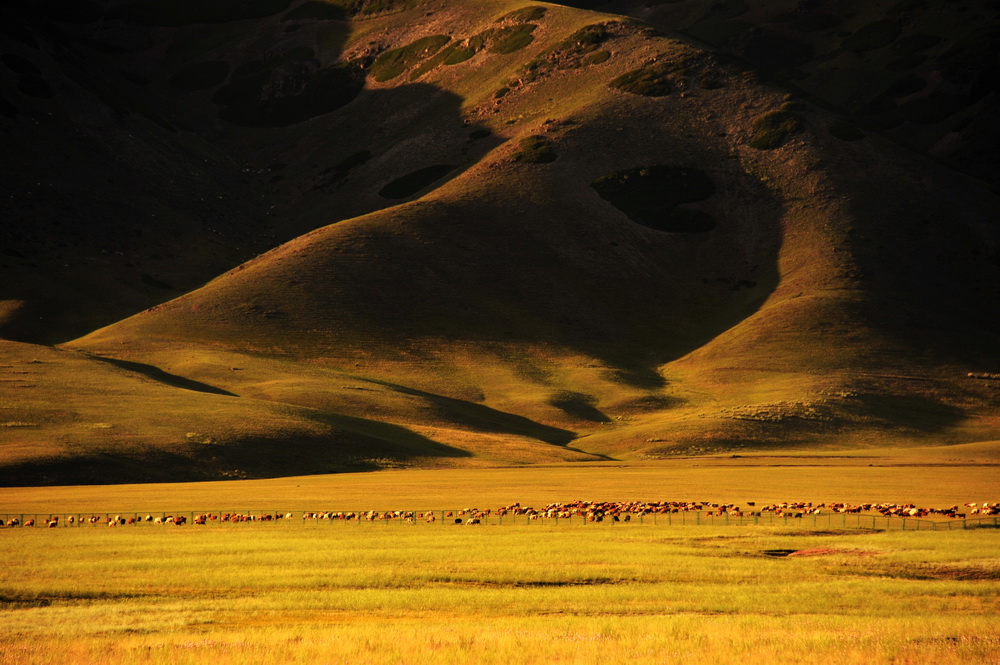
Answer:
0;417;472;486
86;355;237;397
549;391;609;424
358;377;577;445
186;417;473;480
845;390;969;434
314;145;784;392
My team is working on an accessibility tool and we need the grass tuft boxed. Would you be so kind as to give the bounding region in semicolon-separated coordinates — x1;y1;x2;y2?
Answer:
609;61;675;96
512;135;557;164
498;6;547;23
372;35;451;82
748;109;801;149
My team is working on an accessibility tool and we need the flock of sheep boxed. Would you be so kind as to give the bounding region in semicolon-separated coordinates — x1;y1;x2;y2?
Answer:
3;500;997;528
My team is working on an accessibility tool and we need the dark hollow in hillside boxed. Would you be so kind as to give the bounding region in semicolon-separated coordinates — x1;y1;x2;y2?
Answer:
168;61;230;91
378;164;456;199
591;165;717;233
109;0;291;26
282;1;348;21
314;150;372;191
39;0;105;24
214;60;365;127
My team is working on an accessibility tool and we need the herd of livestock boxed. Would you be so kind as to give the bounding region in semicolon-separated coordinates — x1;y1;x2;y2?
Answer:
2;499;998;528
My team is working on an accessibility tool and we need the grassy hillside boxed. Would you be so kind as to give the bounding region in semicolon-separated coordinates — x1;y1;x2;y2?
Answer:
2;0;999;483
556;0;1000;190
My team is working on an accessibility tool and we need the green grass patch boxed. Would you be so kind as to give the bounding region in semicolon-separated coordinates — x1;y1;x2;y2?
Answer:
487;24;539;54
351;0;417;14
592;165;716;233
378;164;456;199
559;23;608;52
443;42;479;65
513;22;611;85
166;61;230;91
609;60;675;97
498;6;547;22
513;135;557;164
586;50;611;65
371;35;451;82
748;109;801;149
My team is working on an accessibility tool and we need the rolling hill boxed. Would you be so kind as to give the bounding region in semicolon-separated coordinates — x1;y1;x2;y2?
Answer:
1;0;999;484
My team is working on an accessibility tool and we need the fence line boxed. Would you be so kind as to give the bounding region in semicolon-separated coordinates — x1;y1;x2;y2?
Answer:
0;510;997;531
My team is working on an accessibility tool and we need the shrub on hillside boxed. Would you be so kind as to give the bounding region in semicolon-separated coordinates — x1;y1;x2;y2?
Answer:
592;165;716;232
372;35;451;82
609;61;674;96
748;110;801;149
513;136;557;164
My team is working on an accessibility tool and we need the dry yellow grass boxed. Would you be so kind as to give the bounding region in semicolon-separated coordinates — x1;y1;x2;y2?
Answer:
1;447;996;514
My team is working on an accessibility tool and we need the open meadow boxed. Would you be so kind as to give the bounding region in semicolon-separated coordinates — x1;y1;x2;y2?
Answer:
1;450;998;664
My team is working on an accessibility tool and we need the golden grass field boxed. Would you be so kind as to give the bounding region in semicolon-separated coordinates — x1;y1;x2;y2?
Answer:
1;450;997;664
1;443;997;514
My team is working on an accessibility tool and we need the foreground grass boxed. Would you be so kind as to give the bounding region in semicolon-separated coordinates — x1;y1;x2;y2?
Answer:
1;524;997;664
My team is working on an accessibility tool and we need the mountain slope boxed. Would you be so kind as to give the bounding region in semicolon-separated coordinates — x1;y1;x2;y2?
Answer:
2;0;999;483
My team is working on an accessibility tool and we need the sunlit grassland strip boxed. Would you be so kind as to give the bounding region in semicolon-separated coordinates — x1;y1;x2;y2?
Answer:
1;454;997;514
1;526;997;664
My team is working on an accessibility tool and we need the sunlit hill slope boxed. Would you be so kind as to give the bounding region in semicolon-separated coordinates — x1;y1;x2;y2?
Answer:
1;0;999;484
